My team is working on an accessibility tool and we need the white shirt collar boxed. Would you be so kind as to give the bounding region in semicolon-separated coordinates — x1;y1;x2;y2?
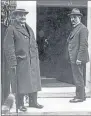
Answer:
21;24;25;27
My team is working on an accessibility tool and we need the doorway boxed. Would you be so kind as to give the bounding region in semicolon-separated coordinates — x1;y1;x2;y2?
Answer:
37;6;87;85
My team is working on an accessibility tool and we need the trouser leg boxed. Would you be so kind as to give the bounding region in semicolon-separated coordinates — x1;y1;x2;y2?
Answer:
29;92;43;108
32;92;37;104
29;92;37;104
71;63;85;99
16;94;27;112
17;93;24;107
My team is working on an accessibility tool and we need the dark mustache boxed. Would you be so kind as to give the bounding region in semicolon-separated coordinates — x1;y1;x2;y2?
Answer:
71;20;75;23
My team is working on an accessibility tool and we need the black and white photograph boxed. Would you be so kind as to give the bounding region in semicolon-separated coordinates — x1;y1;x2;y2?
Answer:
1;0;91;115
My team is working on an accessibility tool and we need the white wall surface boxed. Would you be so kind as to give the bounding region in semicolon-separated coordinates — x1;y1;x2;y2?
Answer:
86;1;91;90
17;1;36;39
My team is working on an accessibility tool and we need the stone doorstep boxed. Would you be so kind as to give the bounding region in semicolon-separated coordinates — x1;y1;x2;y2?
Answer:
40;78;91;98
5;112;91;116
7;97;91;116
2;80;91;115
38;87;91;98
3;93;91;116
7;88;91;115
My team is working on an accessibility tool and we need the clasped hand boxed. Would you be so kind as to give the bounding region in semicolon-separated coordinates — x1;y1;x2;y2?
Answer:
76;59;82;65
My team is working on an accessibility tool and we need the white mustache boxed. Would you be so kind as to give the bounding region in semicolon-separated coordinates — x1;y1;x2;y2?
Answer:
20;18;26;20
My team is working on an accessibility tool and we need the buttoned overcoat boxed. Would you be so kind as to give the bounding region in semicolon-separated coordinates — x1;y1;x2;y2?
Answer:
4;22;41;94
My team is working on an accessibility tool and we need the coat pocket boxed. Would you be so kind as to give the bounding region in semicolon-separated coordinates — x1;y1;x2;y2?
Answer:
16;50;27;60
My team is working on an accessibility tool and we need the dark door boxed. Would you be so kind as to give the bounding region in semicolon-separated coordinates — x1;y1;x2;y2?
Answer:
37;6;87;84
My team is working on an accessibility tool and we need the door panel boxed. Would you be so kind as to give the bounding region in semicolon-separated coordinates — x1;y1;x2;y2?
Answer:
37;7;87;84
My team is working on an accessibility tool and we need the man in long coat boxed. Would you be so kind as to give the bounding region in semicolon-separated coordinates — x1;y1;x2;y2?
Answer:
4;9;43;111
67;8;89;103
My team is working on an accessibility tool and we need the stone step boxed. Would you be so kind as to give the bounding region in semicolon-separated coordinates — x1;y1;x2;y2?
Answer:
38;78;91;98
38;87;91;98
8;98;91;116
38;87;75;98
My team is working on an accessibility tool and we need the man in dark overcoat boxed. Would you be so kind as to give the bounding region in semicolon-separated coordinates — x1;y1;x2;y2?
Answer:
4;9;43;111
67;8;89;103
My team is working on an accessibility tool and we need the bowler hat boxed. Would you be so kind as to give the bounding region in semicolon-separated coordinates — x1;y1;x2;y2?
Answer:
12;9;29;15
68;8;83;16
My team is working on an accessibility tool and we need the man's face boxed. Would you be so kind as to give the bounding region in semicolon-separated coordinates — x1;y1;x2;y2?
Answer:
70;15;81;26
15;12;26;24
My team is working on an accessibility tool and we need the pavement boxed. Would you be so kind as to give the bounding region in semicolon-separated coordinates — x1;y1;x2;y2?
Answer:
2;78;91;115
8;97;91;116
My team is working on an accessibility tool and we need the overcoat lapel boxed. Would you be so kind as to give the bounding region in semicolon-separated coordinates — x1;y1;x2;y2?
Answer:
14;23;30;38
67;23;82;41
25;23;36;45
25;23;31;37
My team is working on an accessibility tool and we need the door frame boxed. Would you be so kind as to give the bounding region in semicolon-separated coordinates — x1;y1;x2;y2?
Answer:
37;0;91;92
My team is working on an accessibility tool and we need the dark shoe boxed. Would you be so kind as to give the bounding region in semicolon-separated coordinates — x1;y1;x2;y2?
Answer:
74;96;86;100
19;106;27;112
69;98;85;103
29;103;43;109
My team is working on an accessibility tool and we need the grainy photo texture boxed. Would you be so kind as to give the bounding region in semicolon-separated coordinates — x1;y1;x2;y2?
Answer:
1;0;91;116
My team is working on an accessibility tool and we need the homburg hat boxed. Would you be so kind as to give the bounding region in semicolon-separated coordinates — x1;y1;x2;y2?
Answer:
68;8;83;16
12;9;29;15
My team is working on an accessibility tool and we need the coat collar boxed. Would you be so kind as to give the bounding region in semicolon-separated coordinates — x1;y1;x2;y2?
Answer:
14;22;30;38
68;23;82;41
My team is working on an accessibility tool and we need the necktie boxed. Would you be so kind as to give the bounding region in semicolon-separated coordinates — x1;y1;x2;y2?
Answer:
22;24;25;28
